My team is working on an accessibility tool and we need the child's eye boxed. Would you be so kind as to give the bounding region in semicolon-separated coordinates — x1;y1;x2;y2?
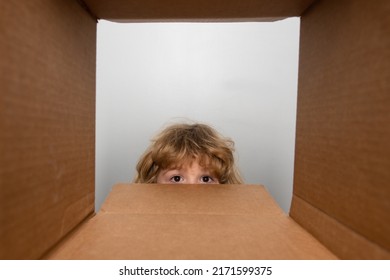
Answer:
170;175;183;183
200;176;214;183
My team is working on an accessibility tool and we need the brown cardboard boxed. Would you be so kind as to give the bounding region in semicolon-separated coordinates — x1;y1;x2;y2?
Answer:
290;0;390;259
291;197;390;259
83;0;316;22
1;0;389;260
46;184;337;259
0;0;96;259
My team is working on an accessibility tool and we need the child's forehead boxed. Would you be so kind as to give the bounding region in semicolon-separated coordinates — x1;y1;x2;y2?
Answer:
164;156;211;169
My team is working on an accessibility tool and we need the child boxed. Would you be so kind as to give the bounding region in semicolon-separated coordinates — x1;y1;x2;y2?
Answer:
133;122;243;184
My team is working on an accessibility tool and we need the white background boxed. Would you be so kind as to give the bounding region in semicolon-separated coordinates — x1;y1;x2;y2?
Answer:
96;18;300;213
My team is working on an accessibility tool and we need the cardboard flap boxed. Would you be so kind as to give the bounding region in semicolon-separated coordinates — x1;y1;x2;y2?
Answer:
83;0;317;22
101;184;284;216
46;184;336;260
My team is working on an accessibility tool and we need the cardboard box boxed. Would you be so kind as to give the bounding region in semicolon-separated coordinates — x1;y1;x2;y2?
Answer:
45;184;336;259
1;0;389;259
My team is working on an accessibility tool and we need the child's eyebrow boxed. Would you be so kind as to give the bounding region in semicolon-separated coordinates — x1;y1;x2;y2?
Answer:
200;169;212;173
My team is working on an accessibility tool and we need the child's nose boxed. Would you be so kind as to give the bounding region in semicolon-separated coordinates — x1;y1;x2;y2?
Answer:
187;177;198;184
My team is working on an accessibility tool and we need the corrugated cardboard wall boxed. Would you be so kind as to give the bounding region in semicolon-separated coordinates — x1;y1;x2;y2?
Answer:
83;0;315;22
291;0;390;259
0;0;96;259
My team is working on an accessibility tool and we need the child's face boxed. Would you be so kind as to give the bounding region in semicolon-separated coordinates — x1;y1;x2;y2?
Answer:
156;160;219;184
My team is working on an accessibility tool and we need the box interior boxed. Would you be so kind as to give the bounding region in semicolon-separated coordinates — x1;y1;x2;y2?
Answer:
1;0;389;259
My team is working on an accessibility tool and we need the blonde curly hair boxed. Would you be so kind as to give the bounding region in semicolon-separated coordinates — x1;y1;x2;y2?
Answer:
133;123;243;184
